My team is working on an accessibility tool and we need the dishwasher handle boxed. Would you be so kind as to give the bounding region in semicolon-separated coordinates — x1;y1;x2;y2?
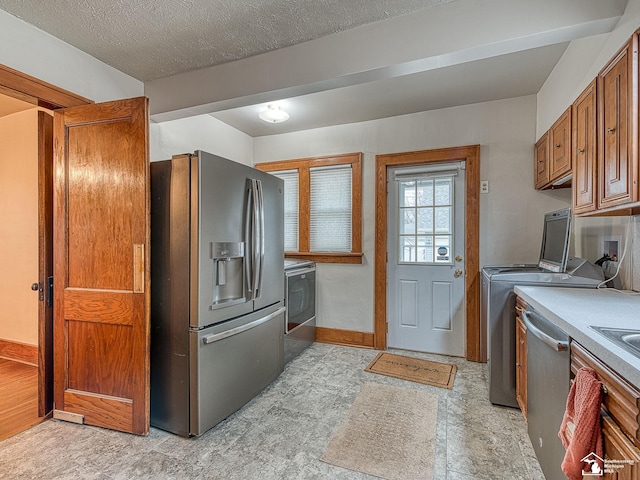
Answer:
522;310;568;352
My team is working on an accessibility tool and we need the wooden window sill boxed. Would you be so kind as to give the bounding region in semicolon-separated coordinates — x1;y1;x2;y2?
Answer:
285;252;363;264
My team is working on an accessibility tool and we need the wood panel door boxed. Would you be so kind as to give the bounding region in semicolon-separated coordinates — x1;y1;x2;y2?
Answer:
37;111;54;417
53;97;150;435
534;132;550;189
598;36;638;209
549;106;572;181
572;80;597;215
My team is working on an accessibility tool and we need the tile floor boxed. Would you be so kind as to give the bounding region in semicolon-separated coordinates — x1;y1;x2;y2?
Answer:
0;343;545;479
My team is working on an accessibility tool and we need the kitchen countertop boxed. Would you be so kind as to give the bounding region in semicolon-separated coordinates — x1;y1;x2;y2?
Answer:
514;286;640;389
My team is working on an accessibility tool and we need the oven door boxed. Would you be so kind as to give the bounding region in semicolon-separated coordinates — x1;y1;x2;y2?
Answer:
285;266;316;333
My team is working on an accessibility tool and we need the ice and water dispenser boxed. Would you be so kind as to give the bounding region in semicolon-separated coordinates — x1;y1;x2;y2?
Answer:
210;241;245;308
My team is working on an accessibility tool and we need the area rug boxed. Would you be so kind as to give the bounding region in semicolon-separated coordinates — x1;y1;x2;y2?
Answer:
364;352;457;389
320;382;438;480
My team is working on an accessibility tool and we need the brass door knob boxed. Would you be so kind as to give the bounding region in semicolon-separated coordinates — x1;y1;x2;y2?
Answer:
454;269;463;278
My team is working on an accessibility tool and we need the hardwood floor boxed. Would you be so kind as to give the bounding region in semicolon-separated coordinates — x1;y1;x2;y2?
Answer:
0;357;42;441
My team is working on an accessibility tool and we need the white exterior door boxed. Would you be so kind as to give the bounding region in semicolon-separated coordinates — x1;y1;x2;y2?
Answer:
387;163;466;356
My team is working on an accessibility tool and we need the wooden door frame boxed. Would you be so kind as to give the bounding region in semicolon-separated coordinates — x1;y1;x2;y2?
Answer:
37;111;54;417
0;64;91;416
375;145;482;362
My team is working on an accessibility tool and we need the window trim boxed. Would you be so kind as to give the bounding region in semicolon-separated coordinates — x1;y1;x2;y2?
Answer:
256;153;363;264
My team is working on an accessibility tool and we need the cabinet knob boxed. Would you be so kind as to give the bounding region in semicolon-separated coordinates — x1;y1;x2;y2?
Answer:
606;127;616;134
555;143;561;148
577;148;585;154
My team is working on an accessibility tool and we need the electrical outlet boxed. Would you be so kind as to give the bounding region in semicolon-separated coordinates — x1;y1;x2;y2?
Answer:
602;235;621;260
480;180;489;194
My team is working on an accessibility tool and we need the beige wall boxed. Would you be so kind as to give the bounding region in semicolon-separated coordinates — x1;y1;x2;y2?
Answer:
254;96;569;333
0;108;39;345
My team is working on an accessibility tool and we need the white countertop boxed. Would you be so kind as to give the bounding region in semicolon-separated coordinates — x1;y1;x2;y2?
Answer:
514;286;640;389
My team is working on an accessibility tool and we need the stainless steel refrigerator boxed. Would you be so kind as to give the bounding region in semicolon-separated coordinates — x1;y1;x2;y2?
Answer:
150;150;285;437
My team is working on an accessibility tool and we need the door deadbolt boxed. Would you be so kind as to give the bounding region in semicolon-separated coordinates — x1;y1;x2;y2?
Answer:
454;269;463;278
455;255;463;262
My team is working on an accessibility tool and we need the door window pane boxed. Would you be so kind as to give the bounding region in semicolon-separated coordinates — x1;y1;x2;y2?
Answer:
416;180;433;206
400;208;416;235
435;177;452;205
417;207;433;234
434;206;451;234
399;181;416;207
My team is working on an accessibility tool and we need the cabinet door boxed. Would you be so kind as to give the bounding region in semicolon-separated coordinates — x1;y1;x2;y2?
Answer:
573;80;598;214
534;132;550;189
515;314;528;419
603;413;640;480
550;107;572;181
598;36;638;209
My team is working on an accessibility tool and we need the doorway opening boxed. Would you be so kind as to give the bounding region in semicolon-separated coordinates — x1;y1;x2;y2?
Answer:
374;145;482;362
0;64;91;439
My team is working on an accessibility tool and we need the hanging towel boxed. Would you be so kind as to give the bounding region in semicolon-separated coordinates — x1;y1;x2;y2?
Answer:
558;367;604;480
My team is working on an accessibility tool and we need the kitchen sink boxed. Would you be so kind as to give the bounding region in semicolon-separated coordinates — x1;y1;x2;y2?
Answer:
591;326;640;359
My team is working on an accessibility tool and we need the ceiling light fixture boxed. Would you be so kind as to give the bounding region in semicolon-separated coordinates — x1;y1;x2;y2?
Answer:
259;104;289;123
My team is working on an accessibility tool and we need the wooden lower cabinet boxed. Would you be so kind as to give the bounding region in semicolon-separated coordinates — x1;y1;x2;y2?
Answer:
571;341;640;479
515;313;527;419
603;412;640;479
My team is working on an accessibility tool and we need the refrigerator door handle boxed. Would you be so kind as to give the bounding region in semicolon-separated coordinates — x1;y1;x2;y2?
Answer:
202;306;286;344
250;179;262;299
255;179;265;298
245;183;254;299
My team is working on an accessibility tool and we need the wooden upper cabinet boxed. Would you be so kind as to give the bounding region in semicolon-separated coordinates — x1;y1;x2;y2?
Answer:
534;131;550;189
534;108;573;191
573;80;598;214
549;107;572;181
598;34;639;209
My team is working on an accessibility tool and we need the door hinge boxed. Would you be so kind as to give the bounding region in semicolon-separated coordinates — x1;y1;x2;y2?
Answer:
53;409;84;425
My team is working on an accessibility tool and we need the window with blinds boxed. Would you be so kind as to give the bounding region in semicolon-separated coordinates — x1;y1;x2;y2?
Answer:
309;165;352;252
273;170;299;251
255;152;362;263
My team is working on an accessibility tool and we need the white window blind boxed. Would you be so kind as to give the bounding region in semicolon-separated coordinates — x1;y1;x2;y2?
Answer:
272;170;299;251
309;165;352;252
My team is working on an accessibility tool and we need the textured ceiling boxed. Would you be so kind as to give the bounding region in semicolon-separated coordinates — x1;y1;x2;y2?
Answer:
0;0;453;81
0;1;627;137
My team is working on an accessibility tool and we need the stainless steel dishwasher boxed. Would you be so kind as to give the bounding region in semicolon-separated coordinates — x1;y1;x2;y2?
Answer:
522;308;570;480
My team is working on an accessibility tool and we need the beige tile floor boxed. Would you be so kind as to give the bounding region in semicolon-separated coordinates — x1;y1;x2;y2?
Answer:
0;343;545;479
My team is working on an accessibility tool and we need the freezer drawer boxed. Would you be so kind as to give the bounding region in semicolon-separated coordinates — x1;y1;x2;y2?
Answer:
189;304;285;436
